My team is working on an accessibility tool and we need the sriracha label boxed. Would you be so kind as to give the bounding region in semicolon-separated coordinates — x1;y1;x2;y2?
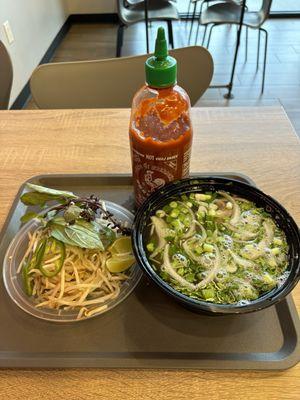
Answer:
130;131;192;207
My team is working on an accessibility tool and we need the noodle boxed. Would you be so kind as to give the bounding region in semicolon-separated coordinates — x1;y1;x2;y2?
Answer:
18;228;131;319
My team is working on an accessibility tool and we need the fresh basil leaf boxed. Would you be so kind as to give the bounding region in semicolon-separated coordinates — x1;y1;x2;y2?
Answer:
20;192;61;206
50;225;79;247
49;218;104;250
63;204;82;223
50;216;67;226
65;228;91;248
65;223;104;250
26;183;77;199
45;210;58;221
20;212;38;223
100;226;116;249
76;219;100;232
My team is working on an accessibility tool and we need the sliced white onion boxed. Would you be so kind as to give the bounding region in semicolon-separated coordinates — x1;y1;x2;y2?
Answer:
162;244;195;290
218;191;241;225
182;239;203;263
149;216;168;258
195;245;221;289
162;244;221;290
228;249;254;269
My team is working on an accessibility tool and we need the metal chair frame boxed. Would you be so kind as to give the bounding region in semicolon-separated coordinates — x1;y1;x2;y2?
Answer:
203;24;268;93
194;0;271;94
188;1;236;45
116;0;178;57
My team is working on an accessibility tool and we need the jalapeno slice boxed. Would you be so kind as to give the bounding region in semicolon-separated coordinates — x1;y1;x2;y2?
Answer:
22;261;33;296
22;239;46;296
38;237;65;277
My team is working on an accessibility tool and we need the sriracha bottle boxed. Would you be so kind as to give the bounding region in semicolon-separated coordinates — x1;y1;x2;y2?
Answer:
129;27;193;207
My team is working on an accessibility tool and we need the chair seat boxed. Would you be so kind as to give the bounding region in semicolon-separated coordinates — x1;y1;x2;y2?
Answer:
200;3;264;29
120;0;179;25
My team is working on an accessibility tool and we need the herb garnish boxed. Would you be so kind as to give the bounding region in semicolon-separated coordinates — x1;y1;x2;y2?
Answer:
20;183;131;250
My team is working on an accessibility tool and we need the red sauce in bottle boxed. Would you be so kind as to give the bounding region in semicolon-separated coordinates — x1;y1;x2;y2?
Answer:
129;27;193;207
129;85;193;207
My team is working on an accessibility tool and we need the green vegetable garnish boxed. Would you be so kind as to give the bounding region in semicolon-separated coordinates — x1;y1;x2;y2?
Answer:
18;184;134;318
146;192;289;305
19;183;131;250
38;237;65;278
22;261;33;296
147;242;155;252
22;239;48;294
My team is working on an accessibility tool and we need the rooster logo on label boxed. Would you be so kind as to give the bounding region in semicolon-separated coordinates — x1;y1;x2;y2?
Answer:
144;170;165;191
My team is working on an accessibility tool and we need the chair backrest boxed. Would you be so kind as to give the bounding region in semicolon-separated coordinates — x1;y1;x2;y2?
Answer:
259;0;273;24
117;0;178;26
30;46;214;109
117;0;131;25
0;41;13;109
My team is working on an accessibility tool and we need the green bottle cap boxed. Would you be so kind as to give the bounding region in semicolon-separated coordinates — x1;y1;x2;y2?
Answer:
145;27;177;88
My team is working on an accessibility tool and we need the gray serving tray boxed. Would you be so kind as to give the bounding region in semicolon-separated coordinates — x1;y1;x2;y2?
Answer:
0;173;299;370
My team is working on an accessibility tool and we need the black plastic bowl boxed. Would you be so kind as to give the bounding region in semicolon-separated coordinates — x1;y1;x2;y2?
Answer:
132;177;300;315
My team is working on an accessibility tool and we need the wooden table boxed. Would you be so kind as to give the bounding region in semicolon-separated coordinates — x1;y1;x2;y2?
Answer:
0;106;300;399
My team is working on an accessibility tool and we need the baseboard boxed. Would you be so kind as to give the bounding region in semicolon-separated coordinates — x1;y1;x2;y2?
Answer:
10;17;72;109
182;12;300;20
69;13;118;24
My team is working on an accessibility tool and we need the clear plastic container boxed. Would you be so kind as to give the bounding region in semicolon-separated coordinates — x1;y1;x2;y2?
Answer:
3;201;142;323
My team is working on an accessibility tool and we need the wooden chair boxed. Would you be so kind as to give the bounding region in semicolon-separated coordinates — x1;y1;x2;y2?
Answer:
0;41;13;109
30;46;214;109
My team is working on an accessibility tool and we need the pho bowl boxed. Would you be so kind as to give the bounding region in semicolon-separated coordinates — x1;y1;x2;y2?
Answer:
132;177;300;315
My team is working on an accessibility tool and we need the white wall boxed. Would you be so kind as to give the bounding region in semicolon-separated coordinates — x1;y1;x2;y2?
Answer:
66;0;116;14
0;0;68;106
0;0;115;107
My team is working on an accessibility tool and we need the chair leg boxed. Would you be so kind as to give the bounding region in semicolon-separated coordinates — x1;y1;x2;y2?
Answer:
261;28;268;94
195;0;205;45
206;24;216;49
116;24;125;58
195;22;201;45
225;0;247;99
201;25;208;46
167;20;174;49
256;29;261;71
188;1;197;45
245;26;248;63
144;1;149;53
187;0;192;22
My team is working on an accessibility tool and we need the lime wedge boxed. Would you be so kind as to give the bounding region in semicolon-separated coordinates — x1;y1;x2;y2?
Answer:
109;236;132;256
106;255;136;273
